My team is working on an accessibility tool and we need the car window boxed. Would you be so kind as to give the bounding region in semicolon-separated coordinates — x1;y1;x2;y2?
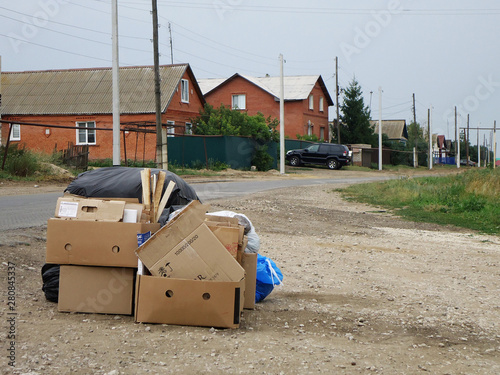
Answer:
306;145;319;152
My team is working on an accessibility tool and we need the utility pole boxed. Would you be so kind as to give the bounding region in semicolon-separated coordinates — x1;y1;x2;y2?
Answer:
378;86;382;171
168;22;174;64
477;126;480;168
412;93;417;149
428;108;432;170
335;57;340;144
112;0;120;166
279;54;285;175
152;0;165;169
466;114;469;166
455;107;459;168
494;121;497;169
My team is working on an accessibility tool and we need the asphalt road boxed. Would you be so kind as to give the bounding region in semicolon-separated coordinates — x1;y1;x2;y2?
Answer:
0;176;392;231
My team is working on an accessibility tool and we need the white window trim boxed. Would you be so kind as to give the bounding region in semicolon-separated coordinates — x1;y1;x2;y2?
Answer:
319;97;324;112
167;121;175;137
309;95;314;110
9;124;21;141
185;122;193;135
75;121;96;145
181;79;189;103
232;94;246;110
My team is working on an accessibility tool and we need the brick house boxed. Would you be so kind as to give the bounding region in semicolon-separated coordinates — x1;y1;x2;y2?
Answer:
198;74;334;141
0;64;205;160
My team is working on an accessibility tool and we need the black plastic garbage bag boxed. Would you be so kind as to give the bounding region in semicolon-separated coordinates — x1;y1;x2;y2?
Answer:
41;264;60;303
64;167;199;225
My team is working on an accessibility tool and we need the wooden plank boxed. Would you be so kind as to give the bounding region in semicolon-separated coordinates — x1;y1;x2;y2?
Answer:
153;171;167;219
155;180;176;223
140;168;151;208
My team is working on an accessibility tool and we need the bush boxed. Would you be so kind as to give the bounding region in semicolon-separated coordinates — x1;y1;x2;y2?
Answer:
252;145;273;171
1;145;41;177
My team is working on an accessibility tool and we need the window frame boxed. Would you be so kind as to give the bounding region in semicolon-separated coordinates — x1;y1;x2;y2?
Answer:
231;94;246;110
75;121;96;145
9;124;21;141
166;121;175;137
319;97;324;112
309;95;314;110
181;79;189;103
185;122;193;135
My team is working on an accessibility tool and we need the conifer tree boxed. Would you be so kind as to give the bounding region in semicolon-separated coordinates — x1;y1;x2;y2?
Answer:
340;78;377;146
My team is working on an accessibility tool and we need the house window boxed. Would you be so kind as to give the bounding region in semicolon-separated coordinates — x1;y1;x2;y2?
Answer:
320;127;325;141
319;97;324;112
185;122;192;135
307;121;313;136
309;95;314;110
232;94;246;110
76;121;96;145
181;79;189;103
9;124;21;141
167;121;175;137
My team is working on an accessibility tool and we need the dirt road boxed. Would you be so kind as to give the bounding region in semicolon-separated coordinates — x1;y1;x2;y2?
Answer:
1;167;499;374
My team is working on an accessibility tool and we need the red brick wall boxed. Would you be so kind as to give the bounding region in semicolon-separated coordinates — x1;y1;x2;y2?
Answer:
1;71;204;161
205;76;330;141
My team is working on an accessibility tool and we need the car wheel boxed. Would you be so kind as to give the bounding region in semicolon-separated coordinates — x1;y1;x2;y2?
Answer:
327;158;338;170
289;156;300;166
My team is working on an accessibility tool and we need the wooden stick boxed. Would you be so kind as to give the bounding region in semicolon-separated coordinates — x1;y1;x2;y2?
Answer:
140;168;151;208
155;180;176;223
153;171;167;218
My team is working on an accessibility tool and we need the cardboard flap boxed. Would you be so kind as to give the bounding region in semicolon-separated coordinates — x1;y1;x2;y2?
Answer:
135;200;209;268
55;197;126;222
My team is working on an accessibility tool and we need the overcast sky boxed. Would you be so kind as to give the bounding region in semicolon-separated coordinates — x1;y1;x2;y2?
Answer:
1;0;499;157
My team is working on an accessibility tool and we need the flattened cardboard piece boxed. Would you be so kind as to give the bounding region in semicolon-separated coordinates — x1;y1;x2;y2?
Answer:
206;223;240;258
55;197;126;222
147;224;245;282
135;200;208;269
134;275;245;328
58;266;134;315
46;219;160;268
241;253;257;309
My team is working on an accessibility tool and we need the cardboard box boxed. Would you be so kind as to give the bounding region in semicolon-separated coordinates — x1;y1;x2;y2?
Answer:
136;201;245;282
55;197;126;222
58;265;135;315
135;275;245;328
46;219;160;268
241;253;257;309
205;217;242;259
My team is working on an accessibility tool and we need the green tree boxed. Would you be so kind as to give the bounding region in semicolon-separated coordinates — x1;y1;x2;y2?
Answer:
340;78;377;146
192;104;279;142
407;121;425;148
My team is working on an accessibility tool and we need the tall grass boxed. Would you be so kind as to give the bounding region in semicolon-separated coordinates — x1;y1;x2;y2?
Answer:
338;168;500;235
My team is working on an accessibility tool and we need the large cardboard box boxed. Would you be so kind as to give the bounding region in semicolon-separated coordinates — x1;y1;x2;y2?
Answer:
58;265;135;315
46;219;160;268
241;253;257;309
135;275;245;328
136;201;245;282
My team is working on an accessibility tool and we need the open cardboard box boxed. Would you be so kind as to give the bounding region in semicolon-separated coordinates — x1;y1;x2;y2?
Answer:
47;196;160;268
134;201;247;327
58;265;135;315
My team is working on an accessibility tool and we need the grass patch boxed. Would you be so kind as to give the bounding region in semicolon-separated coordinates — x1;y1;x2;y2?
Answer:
338;168;500;235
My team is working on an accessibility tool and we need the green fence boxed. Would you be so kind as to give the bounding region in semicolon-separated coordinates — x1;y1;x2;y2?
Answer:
284;139;315;152
167;135;278;169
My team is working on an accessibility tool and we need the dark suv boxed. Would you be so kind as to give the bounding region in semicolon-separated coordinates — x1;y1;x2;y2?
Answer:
286;143;351;170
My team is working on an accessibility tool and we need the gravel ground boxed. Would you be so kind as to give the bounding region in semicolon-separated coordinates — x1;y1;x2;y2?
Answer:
1;167;500;374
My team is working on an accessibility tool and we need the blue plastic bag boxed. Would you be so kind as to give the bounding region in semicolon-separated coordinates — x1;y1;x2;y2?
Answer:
255;254;284;303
